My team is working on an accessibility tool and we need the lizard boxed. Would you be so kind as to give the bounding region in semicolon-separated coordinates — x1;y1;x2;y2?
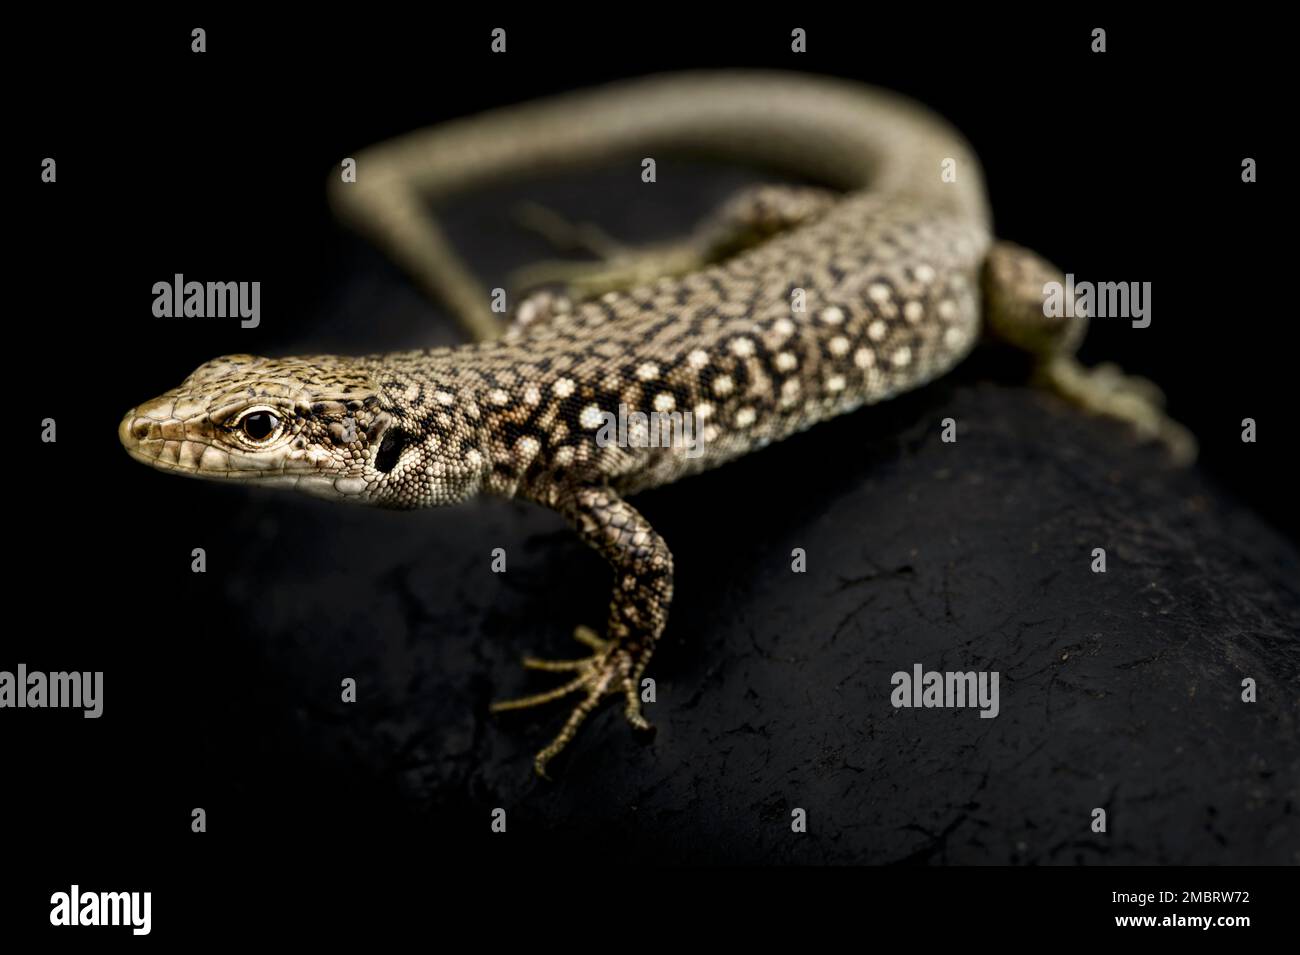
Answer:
119;72;1194;776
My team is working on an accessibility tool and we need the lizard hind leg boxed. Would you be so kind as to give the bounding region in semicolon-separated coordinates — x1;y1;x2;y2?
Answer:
983;240;1196;464
508;183;840;301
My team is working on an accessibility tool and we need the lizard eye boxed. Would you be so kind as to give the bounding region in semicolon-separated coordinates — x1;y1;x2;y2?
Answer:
238;409;281;443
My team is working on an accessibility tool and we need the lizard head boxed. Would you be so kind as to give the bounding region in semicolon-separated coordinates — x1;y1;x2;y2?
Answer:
119;353;485;508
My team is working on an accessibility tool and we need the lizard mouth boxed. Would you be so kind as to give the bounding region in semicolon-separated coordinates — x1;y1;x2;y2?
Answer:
118;403;280;477
119;402;378;502
118;405;149;448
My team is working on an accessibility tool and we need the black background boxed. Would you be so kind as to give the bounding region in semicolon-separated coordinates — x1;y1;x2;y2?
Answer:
8;8;1294;936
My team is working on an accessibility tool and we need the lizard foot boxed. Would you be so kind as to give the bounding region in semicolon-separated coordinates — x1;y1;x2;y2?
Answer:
509;242;709;301
511;200;627;259
489;627;651;777
508;184;837;301
1036;356;1197;465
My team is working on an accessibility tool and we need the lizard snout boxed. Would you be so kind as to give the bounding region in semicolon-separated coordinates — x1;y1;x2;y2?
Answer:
119;395;184;468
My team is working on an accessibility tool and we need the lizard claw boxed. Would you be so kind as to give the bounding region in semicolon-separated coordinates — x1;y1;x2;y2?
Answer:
570;624;609;652
511;625;610;670
490;626;652;777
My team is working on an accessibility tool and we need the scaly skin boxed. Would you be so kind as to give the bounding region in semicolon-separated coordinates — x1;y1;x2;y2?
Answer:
120;72;1191;775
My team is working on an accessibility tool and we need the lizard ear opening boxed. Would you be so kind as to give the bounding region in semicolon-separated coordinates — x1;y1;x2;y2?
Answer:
373;426;409;473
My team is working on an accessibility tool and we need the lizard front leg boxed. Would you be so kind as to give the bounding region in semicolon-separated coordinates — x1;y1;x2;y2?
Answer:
490;484;674;777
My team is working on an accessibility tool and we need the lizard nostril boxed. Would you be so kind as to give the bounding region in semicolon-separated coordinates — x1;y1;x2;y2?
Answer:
131;420;151;441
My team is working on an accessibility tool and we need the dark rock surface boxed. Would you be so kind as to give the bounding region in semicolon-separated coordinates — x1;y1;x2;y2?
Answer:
59;163;1294;868
191;355;1299;865
130;165;1299;866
